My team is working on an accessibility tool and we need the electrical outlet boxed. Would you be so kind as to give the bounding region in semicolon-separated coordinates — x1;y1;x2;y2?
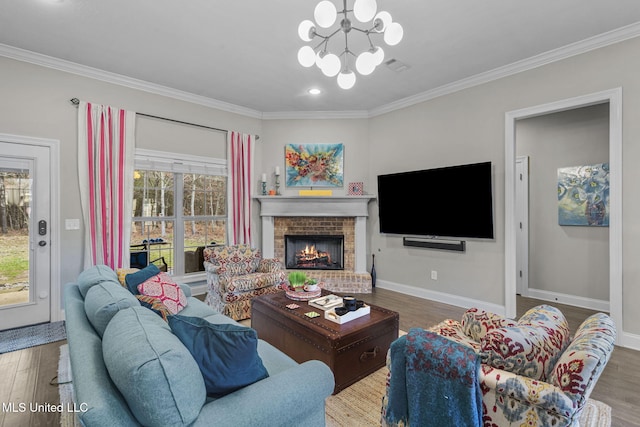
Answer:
431;270;438;280
65;219;80;230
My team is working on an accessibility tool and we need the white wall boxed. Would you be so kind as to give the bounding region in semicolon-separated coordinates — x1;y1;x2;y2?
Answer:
516;104;609;302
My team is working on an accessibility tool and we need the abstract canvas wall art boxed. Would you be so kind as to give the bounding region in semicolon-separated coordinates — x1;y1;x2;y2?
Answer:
557;163;609;226
285;143;344;187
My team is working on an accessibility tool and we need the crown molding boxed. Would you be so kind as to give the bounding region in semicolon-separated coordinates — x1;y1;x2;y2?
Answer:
2;21;640;121
0;43;263;120
368;22;640;117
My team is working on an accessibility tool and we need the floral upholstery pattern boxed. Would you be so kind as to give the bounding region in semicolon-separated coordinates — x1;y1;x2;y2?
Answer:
549;313;616;408
382;305;616;427
461;307;518;341
203;245;286;320
481;305;571;381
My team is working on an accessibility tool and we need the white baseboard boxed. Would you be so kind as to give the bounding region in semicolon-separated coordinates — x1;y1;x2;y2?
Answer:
620;331;640;351
376;279;506;317
376;281;640;350
525;288;610;312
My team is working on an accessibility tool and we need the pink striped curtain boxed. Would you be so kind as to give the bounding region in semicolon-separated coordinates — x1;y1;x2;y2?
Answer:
227;131;255;246
78;101;135;269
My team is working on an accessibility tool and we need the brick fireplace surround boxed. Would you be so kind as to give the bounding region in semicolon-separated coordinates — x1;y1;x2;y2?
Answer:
255;196;375;293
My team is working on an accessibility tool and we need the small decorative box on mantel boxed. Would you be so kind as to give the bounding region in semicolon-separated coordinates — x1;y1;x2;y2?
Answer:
347;182;363;196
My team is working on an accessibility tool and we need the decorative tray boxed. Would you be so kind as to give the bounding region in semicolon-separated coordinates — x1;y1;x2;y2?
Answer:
308;294;343;311
284;287;322;301
325;305;370;324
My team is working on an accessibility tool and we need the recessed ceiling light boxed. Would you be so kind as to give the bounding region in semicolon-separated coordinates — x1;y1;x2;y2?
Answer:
308;88;322;95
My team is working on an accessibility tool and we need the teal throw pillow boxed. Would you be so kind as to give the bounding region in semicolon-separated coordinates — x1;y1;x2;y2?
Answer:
103;307;206;426
77;264;119;298
124;264;160;295
168;315;269;397
83;279;140;337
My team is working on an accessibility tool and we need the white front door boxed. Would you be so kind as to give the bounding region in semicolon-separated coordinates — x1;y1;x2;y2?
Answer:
0;141;51;330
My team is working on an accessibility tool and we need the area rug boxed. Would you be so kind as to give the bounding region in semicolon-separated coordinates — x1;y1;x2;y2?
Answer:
0;320;66;353
325;365;612;427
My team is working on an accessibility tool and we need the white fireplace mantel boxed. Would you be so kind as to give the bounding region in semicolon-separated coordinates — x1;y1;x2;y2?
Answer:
254;195;375;273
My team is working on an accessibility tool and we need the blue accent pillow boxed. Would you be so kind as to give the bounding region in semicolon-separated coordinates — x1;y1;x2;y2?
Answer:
124;264;160;295
168;315;269;397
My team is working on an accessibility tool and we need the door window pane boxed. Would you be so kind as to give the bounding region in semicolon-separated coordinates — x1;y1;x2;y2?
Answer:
0;171;30;307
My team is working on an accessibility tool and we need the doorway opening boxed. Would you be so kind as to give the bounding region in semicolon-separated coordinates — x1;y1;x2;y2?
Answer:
505;88;622;346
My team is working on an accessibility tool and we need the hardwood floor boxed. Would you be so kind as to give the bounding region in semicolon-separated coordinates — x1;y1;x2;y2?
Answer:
1;289;638;426
0;340;62;427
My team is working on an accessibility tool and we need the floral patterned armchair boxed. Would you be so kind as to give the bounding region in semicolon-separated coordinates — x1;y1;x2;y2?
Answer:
203;245;286;320
382;305;616;427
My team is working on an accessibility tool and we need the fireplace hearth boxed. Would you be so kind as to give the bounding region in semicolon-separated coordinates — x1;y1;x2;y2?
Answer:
285;235;344;270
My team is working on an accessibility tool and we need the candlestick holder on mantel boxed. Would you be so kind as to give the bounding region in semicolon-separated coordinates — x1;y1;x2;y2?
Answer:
274;167;281;196
261;181;267;196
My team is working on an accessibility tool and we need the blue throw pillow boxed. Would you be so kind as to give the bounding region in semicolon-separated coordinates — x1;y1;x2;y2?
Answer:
124;264;160;295
168;315;269;397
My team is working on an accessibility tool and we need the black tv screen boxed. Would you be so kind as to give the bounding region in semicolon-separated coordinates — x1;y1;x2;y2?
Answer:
377;161;494;239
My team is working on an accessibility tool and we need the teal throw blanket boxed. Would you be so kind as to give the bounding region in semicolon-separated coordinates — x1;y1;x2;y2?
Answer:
384;328;482;427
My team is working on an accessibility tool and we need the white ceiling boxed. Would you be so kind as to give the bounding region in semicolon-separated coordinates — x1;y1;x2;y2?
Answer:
2;0;640;116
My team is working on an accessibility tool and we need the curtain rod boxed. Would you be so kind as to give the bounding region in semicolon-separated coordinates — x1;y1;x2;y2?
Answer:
69;98;259;140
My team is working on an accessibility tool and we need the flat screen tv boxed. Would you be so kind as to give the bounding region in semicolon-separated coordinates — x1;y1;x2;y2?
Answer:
377;161;494;239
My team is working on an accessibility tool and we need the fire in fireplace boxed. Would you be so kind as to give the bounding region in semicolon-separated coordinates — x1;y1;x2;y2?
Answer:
285;235;344;270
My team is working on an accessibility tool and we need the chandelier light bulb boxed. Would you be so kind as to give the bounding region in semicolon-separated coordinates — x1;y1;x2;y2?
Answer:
298;20;316;42
314;1;337;28
321;53;342;77
384;22;404;46
355;51;376;76
373;11;392;32
337;70;356;89
298;45;317;67
353;0;377;23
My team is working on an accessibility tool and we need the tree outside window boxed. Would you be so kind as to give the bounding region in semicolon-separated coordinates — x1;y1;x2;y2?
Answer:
131;170;226;277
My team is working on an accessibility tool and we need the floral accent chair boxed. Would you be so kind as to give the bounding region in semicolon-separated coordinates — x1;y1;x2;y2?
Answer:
382;305;616;427
203;245;286;320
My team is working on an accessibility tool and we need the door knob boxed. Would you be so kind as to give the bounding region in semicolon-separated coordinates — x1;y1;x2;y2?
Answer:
38;240;47;247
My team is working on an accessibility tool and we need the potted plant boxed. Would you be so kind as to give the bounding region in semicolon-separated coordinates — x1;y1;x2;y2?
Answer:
288;271;307;291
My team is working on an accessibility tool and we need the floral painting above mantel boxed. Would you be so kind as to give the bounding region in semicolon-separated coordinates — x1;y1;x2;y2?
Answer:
285;143;344;187
558;162;609;226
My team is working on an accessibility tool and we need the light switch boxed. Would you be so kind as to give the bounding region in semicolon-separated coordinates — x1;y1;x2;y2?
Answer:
65;219;80;230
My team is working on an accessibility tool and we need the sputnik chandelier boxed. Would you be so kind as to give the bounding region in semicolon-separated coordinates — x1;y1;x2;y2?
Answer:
297;0;403;89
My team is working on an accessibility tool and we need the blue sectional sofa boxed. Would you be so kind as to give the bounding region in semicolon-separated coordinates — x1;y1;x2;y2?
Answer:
64;265;334;427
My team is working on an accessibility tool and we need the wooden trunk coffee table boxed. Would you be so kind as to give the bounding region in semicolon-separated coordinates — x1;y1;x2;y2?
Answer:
251;291;399;394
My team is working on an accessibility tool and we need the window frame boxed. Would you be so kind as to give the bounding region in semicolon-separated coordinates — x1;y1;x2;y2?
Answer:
132;149;228;282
